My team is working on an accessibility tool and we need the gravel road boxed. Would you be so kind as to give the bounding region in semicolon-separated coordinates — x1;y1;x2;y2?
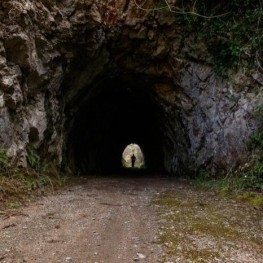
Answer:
0;175;170;263
1;175;262;263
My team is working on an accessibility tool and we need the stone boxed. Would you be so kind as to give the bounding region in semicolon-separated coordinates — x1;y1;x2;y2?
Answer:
0;0;260;175
3;33;30;68
137;253;146;259
90;4;102;24
4;94;18;110
133;253;146;261
148;30;155;40
0;76;14;92
27;95;47;146
0;95;5;108
252;72;263;85
152;38;169;58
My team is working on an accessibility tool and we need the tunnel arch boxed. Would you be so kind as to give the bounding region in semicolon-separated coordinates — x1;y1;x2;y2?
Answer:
64;72;166;174
0;0;260;178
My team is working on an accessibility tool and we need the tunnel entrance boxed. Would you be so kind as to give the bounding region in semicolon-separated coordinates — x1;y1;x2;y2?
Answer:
122;143;146;169
0;0;258;177
66;73;164;175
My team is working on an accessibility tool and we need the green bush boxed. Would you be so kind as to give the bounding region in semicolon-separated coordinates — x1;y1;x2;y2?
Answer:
27;147;41;172
247;105;263;159
198;160;262;190
0;149;8;173
174;0;263;75
0;147;68;209
248;133;263;152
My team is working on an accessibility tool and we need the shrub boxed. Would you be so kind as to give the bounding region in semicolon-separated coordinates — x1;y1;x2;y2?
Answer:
0;149;8;173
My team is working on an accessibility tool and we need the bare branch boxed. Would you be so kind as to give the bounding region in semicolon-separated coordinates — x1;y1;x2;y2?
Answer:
171;9;231;19
133;0;231;19
164;0;172;12
133;0;167;11
193;0;198;13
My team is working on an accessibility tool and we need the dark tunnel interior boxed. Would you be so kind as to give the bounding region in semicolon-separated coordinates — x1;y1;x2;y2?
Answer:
67;74;165;174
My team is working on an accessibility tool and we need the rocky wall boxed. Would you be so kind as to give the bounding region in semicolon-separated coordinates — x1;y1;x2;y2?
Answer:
0;0;262;174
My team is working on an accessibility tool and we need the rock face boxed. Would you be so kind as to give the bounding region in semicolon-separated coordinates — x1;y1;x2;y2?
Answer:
0;0;262;174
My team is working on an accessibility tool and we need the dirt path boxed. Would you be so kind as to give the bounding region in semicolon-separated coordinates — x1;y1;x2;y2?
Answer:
0;175;262;263
0;175;169;263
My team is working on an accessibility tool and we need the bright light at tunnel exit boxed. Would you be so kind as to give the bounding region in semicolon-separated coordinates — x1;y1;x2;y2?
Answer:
122;143;146;169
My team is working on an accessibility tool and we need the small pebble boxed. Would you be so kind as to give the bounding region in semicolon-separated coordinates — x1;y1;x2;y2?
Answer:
133;253;146;261
137;253;146;259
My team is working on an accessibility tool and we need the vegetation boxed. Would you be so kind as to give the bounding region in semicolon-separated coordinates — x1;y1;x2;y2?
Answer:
151;0;263;75
153;189;263;262
194;155;263;207
0;148;68;209
0;149;8;174
194;168;263;207
248;104;263;152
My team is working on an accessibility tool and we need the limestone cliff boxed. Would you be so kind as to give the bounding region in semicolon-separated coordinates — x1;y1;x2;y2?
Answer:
0;0;262;174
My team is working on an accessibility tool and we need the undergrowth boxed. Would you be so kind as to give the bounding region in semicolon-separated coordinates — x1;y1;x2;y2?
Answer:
153;189;263;262
194;159;263;207
0;148;68;209
174;0;263;75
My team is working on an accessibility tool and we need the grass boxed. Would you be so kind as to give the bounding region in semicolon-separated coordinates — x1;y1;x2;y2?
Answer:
0;166;68;210
193;176;263;208
0;148;69;210
153;188;263;262
236;191;263;206
193;157;263;208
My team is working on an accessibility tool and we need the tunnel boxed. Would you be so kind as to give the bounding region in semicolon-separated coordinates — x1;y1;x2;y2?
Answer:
65;73;165;174
0;0;259;178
